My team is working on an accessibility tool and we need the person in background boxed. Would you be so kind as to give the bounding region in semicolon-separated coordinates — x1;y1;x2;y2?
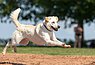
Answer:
74;25;83;48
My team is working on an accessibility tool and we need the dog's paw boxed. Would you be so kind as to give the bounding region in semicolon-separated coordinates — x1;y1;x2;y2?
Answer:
62;44;71;48
2;52;6;55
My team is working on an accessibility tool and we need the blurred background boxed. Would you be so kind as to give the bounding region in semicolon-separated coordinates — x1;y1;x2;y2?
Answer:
0;0;95;48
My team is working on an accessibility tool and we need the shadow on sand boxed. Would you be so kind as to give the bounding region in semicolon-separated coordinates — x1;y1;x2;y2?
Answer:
0;61;26;65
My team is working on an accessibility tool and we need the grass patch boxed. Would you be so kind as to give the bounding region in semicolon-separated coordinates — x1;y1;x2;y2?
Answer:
0;46;95;55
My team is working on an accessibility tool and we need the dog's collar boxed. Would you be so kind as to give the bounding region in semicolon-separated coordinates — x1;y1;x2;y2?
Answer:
43;23;52;32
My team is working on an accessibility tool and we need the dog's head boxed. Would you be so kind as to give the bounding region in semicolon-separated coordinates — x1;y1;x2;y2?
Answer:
44;16;60;31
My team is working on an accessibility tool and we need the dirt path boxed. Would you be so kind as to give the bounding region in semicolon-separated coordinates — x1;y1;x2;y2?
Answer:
0;53;95;65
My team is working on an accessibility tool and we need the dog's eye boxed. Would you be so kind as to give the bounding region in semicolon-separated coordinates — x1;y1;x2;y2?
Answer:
52;22;55;23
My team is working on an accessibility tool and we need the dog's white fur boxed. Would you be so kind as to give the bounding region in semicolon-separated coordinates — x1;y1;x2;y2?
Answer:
2;8;71;55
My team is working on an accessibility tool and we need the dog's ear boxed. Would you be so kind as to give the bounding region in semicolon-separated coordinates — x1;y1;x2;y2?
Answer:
55;16;58;22
45;17;50;23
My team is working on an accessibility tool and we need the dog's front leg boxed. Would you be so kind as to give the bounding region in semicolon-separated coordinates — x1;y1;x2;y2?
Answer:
39;32;71;47
54;40;71;48
51;32;71;48
47;40;71;48
48;40;71;48
46;40;63;46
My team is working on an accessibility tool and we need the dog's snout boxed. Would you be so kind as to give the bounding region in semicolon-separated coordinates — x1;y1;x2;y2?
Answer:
58;25;60;28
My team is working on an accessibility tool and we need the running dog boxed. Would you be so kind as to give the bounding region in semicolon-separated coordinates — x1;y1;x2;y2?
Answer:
2;8;71;55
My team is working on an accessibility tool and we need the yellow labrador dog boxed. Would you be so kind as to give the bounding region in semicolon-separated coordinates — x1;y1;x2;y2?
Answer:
2;8;71;55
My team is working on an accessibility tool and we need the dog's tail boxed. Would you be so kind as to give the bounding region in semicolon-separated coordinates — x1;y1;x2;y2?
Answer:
10;8;21;27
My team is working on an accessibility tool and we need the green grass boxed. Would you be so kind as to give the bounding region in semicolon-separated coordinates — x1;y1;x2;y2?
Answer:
0;46;95;56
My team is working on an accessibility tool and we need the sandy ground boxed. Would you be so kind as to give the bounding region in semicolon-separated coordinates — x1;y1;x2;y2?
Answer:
0;54;95;65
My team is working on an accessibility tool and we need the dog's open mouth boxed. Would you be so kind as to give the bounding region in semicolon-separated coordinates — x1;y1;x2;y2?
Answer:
51;26;58;31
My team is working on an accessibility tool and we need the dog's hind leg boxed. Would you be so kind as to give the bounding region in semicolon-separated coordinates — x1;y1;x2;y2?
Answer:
11;39;17;53
12;45;17;53
2;41;10;55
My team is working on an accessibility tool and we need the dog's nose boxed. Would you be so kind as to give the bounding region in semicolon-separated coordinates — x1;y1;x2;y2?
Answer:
58;25;60;28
